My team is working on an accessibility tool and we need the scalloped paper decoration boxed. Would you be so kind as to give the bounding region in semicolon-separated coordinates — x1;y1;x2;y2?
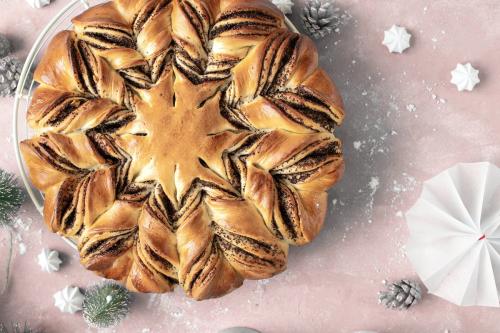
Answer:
406;162;500;307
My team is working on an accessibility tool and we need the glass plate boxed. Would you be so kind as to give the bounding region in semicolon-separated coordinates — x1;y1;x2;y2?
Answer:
12;0;298;249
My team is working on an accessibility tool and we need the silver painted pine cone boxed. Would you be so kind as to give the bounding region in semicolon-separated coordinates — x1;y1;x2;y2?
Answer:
378;279;422;310
0;56;22;97
0;34;11;58
301;0;341;39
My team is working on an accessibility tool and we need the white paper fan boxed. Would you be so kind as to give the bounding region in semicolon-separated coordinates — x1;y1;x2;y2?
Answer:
406;162;500;307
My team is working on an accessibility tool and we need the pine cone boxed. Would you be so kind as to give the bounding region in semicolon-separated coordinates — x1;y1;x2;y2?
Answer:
0;322;34;333
378;279;422;310
0;56;22;97
271;0;294;15
0;34;11;58
301;0;341;39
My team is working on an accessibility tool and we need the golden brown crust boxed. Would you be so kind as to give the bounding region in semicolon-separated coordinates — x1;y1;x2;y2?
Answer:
21;0;344;300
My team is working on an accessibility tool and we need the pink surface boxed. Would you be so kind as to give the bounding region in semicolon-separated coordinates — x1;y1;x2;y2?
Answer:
1;0;500;332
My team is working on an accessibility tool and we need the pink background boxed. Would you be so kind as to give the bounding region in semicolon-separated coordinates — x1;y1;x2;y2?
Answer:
1;0;500;332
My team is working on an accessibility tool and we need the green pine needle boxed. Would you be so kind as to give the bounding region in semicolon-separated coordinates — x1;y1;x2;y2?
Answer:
0;322;34;333
83;281;131;328
0;170;25;228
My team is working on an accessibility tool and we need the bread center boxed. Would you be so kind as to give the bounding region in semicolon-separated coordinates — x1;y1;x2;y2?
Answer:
124;72;242;206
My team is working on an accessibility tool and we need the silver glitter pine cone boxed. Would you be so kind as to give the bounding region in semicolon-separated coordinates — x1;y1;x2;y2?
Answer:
0;56;22;97
0;34;11;58
301;0;341;39
378;279;422;310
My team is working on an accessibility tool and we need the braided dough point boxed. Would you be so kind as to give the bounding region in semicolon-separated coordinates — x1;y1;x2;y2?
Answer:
21;0;344;300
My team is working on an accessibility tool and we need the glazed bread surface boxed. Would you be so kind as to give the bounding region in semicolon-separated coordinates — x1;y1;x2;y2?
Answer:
21;0;345;300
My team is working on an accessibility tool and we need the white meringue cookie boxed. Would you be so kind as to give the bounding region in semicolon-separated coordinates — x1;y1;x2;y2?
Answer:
37;248;62;273
53;286;84;314
450;63;480;92
26;0;51;9
382;25;411;54
271;0;294;15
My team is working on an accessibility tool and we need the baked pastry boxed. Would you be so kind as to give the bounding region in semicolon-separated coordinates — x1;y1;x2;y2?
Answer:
21;0;344;300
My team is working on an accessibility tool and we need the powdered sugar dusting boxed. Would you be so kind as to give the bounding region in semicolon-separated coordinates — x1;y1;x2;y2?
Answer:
369;176;380;191
18;242;26;255
406;104;417;113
